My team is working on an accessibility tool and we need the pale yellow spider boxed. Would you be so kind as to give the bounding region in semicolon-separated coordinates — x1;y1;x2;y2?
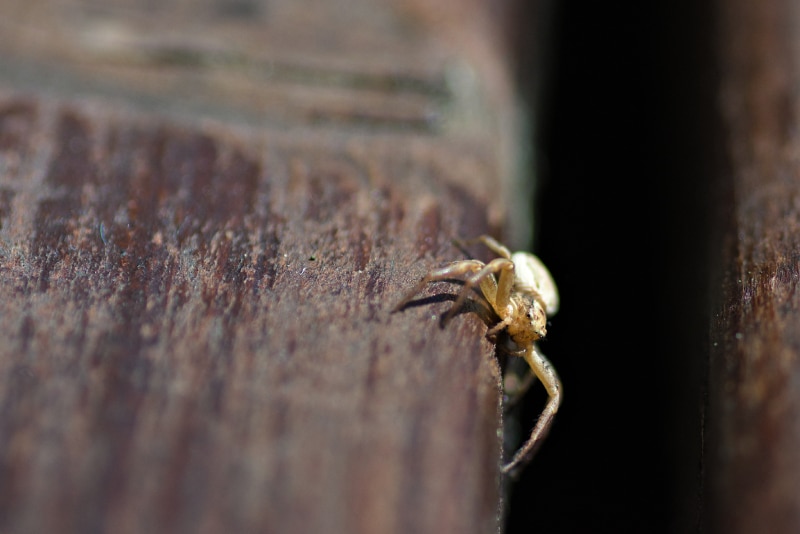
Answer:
393;235;560;475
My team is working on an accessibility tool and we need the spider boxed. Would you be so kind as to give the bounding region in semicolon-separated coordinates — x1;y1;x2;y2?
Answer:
392;235;560;475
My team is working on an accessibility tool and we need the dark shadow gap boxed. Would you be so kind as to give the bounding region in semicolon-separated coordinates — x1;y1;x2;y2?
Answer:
504;1;719;532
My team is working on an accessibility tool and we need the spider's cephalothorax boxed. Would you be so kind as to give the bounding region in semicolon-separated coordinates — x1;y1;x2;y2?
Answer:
504;293;546;346
392;235;560;476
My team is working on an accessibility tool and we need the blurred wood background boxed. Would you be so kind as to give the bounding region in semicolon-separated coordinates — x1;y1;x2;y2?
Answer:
709;0;800;532
0;1;538;533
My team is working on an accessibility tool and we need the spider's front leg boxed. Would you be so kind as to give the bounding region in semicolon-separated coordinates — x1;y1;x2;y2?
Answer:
443;257;515;325
502;344;562;475
391;260;486;314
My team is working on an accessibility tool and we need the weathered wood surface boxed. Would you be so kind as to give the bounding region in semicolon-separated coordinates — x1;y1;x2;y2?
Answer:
0;1;528;533
710;0;800;531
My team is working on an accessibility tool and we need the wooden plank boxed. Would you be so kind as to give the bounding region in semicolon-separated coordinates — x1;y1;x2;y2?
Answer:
0;1;530;532
710;0;800;531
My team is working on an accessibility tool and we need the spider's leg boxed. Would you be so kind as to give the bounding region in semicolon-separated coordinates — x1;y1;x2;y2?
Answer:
493;257;516;310
474;235;513;259
501;345;561;476
487;344;537;413
495;342;535;410
503;369;537;411
391;260;484;313
443;258;513;325
455;235;513;260
485;316;511;339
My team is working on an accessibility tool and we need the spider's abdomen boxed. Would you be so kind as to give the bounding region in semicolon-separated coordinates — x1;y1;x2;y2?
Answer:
510;251;559;315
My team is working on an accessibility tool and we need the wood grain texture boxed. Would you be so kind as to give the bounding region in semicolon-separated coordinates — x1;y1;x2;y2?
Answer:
711;0;800;531
0;1;526;532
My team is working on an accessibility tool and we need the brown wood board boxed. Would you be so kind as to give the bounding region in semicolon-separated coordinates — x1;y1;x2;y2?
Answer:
0;1;528;532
